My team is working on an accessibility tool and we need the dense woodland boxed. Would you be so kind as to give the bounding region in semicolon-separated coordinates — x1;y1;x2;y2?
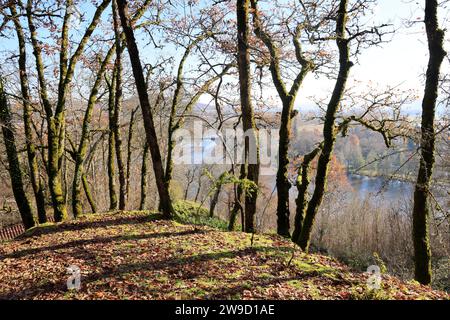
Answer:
0;0;448;297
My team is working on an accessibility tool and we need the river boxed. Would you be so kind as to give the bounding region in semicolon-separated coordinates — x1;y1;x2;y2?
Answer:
347;174;414;202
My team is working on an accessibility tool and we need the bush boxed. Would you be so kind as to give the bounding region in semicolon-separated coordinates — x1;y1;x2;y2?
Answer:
173;200;228;230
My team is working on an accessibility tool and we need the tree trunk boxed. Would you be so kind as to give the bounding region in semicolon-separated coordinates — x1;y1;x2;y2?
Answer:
209;184;222;218
112;1;127;211
107;71;118;211
194;175;202;203
47;118;67;221
26;1;65;222
126;107;138;201
292;145;322;243
229;164;246;231
139;142;149;210
298;0;352;252
184;170;194;200
237;0;260;233
113;63;127;211
276;97;294;236
412;0;446;285
72;46;115;217
10;4;47;223
82;172;97;213
0;77;35;229
116;0;173;218
27;0;111;222
250;0;312;237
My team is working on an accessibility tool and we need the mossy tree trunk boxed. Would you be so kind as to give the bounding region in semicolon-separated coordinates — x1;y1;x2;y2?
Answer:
275;97;295;237
82;172;97;213
297;0;352;252
118;2;162;205
10;3;47;223
28;0;70;222
184;168;196;200
250;0;313;237
229;164;246;231
209;184;222;218
237;0;260;233
26;0;111;221
194;173;203;203
27;3;60;221
72;46;115;217
291;144;322;243
0;76;35;229
117;0;173;218
412;0;446;285
105;1;151;212
113;60;127;211
292;117;349;244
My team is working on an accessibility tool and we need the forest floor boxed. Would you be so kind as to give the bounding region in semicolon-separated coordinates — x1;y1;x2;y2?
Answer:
0;206;448;300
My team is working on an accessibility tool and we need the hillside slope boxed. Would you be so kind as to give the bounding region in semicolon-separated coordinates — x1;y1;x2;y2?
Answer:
0;211;447;300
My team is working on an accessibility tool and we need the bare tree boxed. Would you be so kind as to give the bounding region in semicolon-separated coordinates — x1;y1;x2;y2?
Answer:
237;0;259;233
250;0;314;236
292;0;391;251
412;0;446;285
116;0;173;218
0;75;35;229
26;0;111;221
8;2;46;223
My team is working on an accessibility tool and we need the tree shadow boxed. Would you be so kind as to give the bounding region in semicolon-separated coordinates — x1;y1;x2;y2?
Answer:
0;229;207;260
0;246;289;299
15;213;163;239
101;274;304;300
206;275;301;299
